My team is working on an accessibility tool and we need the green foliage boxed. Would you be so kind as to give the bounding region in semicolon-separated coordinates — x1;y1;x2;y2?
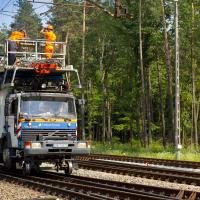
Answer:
51;0;200;151
0;24;9;43
11;0;42;38
111;136;121;144
13;0;200;149
92;141;200;161
50;0;82;41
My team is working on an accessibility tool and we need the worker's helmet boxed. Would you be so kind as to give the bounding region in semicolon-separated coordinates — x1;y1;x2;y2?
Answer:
47;24;53;30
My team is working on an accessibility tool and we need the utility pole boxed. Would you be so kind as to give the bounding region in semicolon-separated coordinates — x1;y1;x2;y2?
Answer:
81;0;86;140
174;0;181;159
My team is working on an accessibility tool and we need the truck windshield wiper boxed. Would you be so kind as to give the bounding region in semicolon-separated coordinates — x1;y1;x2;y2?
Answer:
20;113;34;121
53;113;73;121
30;113;54;120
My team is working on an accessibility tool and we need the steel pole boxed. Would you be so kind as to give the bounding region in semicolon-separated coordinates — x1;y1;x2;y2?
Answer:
174;0;181;159
81;0;86;140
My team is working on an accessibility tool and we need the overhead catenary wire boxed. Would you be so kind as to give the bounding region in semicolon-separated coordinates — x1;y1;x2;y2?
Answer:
0;0;13;11
0;0;16;21
0;10;17;13
0;12;14;18
27;0;94;8
33;4;46;11
30;0;115;18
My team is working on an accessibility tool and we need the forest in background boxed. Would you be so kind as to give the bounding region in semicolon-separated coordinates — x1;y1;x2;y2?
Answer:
1;0;200;150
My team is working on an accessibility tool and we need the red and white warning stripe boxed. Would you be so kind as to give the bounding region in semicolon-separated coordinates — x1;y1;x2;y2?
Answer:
17;122;22;139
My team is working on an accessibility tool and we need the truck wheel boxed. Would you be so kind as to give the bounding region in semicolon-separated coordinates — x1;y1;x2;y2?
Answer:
64;161;73;175
22;162;31;176
32;163;41;175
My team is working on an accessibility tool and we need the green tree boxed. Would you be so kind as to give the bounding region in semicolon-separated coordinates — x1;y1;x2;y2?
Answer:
44;0;200;149
0;24;9;43
11;0;42;38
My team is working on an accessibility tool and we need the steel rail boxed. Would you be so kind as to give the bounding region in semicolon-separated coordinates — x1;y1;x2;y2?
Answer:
41;171;199;200
19;174;175;200
0;171;107;200
78;154;200;169
76;159;200;186
0;170;177;200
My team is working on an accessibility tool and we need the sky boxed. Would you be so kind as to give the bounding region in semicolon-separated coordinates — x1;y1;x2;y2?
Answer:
0;0;53;28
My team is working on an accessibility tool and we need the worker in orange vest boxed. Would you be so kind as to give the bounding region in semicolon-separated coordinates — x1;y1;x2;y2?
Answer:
8;29;27;65
40;24;56;59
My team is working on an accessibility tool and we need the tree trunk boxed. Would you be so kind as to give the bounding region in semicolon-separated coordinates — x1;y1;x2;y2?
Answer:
156;57;166;148
107;99;112;142
130;116;134;144
139;0;147;147
196;96;200;120
161;0;174;144
147;65;152;145
191;2;198;148
100;37;106;142
88;80;93;140
182;124;185;146
102;94;106;142
65;31;70;65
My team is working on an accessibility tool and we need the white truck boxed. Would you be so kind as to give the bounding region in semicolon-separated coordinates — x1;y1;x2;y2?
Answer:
0;39;90;175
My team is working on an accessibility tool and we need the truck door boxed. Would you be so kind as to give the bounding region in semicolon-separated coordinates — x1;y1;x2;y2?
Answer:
5;97;19;148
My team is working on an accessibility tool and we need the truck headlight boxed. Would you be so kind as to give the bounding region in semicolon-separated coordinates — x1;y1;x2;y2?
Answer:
25;141;31;149
86;141;91;149
41;83;47;89
31;142;41;149
77;142;86;148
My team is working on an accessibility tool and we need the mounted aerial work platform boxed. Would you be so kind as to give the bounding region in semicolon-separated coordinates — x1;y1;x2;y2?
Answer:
0;39;90;175
1;39;81;89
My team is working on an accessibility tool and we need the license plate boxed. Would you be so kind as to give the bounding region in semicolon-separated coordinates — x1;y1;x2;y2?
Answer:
53;144;68;148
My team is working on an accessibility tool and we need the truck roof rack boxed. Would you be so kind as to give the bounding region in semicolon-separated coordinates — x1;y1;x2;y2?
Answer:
0;40;82;91
5;39;66;67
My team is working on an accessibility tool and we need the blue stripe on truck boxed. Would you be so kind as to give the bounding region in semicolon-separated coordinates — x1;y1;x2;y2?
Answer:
21;122;77;129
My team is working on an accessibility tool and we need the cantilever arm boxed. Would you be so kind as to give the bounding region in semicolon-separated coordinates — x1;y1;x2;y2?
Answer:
86;0;133;19
86;0;114;17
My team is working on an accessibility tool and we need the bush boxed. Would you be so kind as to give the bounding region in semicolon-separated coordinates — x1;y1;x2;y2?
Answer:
91;140;200;161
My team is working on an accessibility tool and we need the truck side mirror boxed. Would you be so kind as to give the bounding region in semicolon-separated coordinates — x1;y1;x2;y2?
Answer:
5;99;10;116
5;98;18;116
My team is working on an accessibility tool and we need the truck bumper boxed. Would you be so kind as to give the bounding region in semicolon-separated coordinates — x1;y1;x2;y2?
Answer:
23;140;90;157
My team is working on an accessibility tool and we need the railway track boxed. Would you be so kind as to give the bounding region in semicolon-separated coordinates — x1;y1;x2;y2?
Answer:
78;154;200;169
0;168;197;200
41;171;199;200
0;169;184;200
76;159;200;186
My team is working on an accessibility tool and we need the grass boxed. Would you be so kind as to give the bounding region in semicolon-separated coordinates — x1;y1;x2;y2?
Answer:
91;141;200;162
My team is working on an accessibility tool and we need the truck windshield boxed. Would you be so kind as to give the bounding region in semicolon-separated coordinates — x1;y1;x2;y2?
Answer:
20;97;76;118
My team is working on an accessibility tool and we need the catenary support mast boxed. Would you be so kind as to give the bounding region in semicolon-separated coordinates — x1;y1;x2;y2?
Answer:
174;0;181;159
81;0;86;140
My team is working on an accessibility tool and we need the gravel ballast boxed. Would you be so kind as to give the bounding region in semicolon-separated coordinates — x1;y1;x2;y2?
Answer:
0;180;62;200
73;168;200;192
1;168;200;199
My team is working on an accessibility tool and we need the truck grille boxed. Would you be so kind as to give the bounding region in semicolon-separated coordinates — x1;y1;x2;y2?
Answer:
21;129;77;141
